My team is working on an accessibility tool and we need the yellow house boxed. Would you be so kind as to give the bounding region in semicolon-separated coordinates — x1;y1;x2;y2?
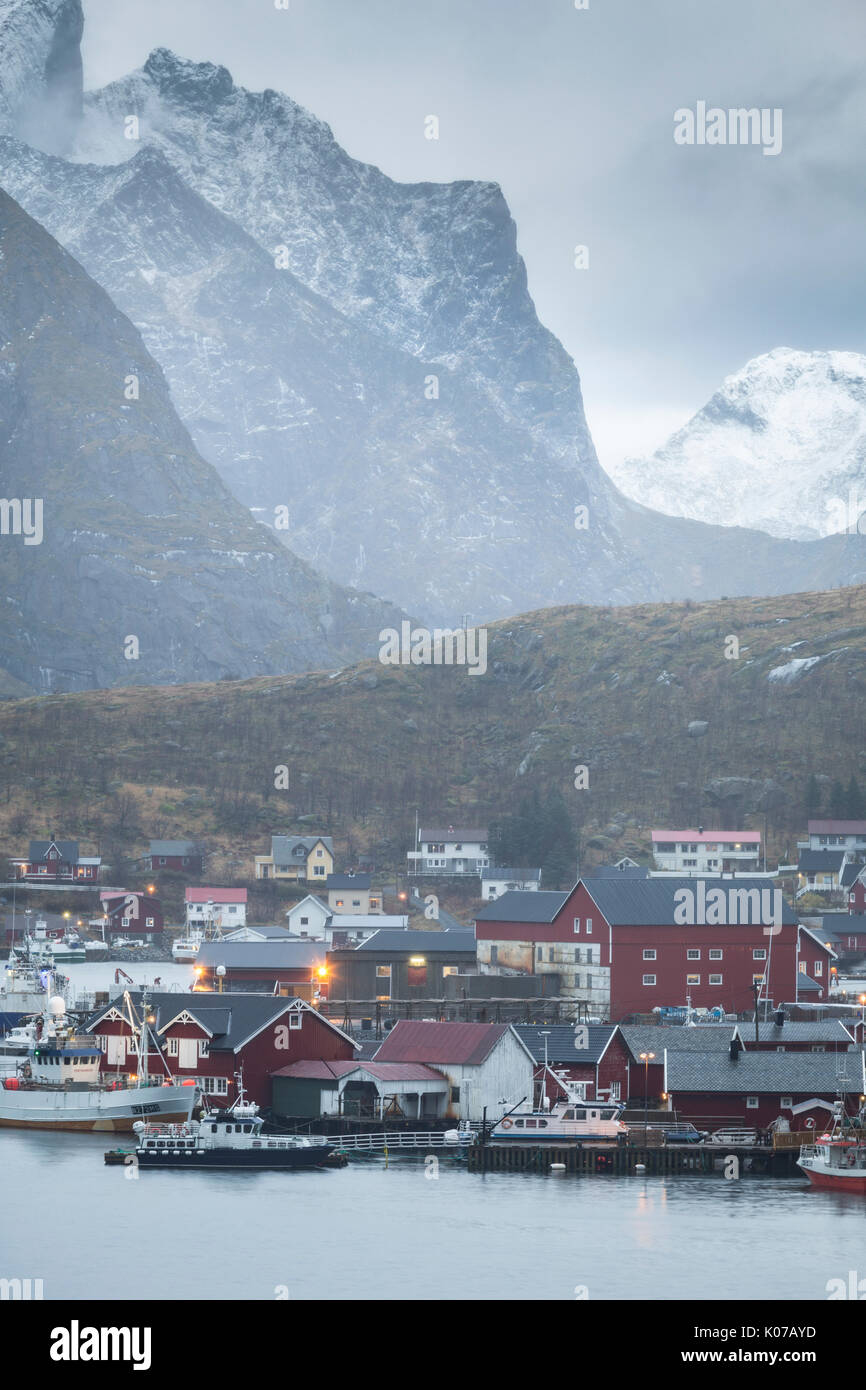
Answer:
255;835;334;883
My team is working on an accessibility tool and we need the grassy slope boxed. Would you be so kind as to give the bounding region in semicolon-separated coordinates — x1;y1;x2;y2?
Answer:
1;585;864;886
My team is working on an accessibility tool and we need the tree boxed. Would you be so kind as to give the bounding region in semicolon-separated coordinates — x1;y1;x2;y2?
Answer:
488;790;577;889
828;779;847;818
845;775;864;819
804;774;822;820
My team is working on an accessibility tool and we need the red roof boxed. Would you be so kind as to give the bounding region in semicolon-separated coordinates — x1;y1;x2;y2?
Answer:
374;1021;511;1066
273;1060;445;1083
651;829;760;844
808;820;866;835
185;887;247;904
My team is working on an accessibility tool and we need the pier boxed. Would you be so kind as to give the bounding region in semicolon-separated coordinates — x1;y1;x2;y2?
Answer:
467;1141;800;1175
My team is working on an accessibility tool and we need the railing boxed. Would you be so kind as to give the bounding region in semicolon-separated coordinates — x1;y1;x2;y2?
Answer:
322;1130;477;1152
772;1130;823;1150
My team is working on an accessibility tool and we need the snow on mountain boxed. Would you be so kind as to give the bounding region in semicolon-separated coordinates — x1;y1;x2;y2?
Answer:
0;0;82;151
607;349;866;541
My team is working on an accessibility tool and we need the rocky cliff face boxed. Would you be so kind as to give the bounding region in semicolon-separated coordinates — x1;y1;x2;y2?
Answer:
0;0;82;151
0;189;405;693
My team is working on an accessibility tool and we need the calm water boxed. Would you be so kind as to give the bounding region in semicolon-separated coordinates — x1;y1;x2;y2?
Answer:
1;1130;863;1301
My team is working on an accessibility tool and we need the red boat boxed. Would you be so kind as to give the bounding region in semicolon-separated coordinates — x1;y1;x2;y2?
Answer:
798;1102;866;1194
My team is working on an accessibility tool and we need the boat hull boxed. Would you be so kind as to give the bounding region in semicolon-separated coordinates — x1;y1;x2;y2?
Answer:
0;1083;196;1132
799;1163;866;1195
134;1145;335;1170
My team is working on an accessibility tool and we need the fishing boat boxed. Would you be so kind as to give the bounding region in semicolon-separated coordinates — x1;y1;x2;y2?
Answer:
0;988;196;1132
11;918;86;965
171;928;204;963
0;958;58;1031
490;1078;628;1143
110;1083;335;1170
798;1099;866;1195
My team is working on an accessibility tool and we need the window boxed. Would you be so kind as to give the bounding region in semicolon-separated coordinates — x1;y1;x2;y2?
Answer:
753;949;766;961
201;1077;228;1096
585;919;593;934
199;1040;209;1059
687;949;700;960
643;949;656;960
586;974;593;990
780;1097;793;1109
335;898;344;908
289;1012;302;1030
798;961;807;975
159;857;166;866
609;1082;621;1100
687;974;700;985
376;965;391;978
300;916;309;926
642;974;656;986
313;866;325;876
709;949;723;961
548;947;555;963
166;1038;179;1057
442;966;457;977
753;974;765;985
776;1046;785;1053
145;917;154;928
709;974;723;986
450;1086;460;1103
814;961;823;976
810;1045;825;1054
536;946;543;962
746;1096;759;1109
573;918;581;933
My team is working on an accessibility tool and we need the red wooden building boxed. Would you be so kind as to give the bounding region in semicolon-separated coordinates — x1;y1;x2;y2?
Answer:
13;837;101;883
146;840;203;874
86;991;357;1107
193;940;329;1000
664;1044;866;1131
513;1023;632;1104
99;890;163;941
475;878;834;1021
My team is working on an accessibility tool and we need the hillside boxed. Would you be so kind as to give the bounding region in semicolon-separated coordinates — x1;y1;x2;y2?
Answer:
2;585;865;882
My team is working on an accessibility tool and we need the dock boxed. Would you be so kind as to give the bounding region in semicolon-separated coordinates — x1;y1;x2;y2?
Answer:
467;1142;800;1175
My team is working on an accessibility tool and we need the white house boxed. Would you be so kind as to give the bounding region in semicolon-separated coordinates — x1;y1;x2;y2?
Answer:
799;819;866;855
285;895;333;937
374;1021;535;1122
407;826;490;877
184;888;247;930
651;829;762;875
481;867;541;901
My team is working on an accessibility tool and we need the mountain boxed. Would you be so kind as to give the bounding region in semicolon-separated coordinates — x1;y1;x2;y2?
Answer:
2;584;866;872
608;349;866;541
2;8;866;636
0;188;405;693
0;0;83;151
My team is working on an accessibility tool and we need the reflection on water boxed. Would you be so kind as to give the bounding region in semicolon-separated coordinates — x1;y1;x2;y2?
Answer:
2;1129;864;1301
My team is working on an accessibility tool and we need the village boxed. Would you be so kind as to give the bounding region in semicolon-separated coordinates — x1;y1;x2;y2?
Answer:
2;818;865;1163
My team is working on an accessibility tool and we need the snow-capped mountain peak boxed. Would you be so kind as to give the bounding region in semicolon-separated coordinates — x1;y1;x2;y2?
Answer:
606;347;866;540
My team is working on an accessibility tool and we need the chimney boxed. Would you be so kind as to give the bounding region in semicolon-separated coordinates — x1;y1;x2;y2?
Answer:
729;1038;740;1062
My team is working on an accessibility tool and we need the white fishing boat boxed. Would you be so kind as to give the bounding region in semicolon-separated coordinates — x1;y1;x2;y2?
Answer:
1;957;64;1031
11;918;86;965
172;928;204;963
490;1078;628;1142
0;989;196;1133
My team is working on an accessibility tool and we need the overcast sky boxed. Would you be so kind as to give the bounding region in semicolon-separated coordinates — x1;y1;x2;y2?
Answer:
82;0;866;471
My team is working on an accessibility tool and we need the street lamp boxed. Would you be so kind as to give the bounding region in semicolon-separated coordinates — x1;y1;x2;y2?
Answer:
639;1052;656;1143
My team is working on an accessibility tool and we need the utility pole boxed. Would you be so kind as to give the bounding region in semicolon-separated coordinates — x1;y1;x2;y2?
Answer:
752;979;761;1046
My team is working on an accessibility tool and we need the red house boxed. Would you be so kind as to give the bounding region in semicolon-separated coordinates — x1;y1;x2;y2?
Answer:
13;837;101;883
664;1044;866;1132
99;891;163;941
513;1023;632;1104
86;991;357;1107
146;840;203;874
475;878;834;1021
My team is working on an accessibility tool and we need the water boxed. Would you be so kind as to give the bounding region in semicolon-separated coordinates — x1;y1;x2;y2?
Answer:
1;1132;863;1300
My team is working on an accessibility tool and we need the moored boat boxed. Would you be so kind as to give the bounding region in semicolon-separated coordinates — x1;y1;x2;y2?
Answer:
490;1080;628;1143
798;1100;866;1194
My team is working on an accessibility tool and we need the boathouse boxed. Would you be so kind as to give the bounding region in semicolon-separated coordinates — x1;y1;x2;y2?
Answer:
664;1046;866;1131
193;939;328;999
373;1020;535;1121
272;1059;449;1122
513;1023;629;1104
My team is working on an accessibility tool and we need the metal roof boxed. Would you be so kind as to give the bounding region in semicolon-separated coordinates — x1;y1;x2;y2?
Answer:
375;1021;515;1066
272;1060;446;1084
651;829;761;844
196;940;325;969
808;820;866;834
743;1020;855;1043
666;1047;866;1094
418;827;488;841
185;887;247;903
86;991;334;1052
798;850;846;872
270;835;333;859
482;867;541;881
474;890;570;924
327;873;372;891
28;839;78;862
583;876;797;927
345;929;476;954
148;840;197;856
514;1023;617;1065
619;1025;737;1057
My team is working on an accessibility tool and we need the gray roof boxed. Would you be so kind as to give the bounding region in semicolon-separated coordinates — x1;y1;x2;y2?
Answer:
820;914;866;936
585;865;650;879
224;924;295;940
148;840;198;856
28;839;78;862
344;929;476;955
514;1024;617;1065
419;827;488;842
667;1047;866;1094
327;873;371;891
743;1019;855;1043
86;991;331;1052
620;1024;738;1058
196;940;325;969
798;849;846;873
475;890;570;924
584;876;798;926
270;835;333;862
841;862;861;888
482;867;542;881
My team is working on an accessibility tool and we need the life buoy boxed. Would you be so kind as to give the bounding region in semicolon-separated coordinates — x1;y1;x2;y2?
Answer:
501;1118;514;1130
